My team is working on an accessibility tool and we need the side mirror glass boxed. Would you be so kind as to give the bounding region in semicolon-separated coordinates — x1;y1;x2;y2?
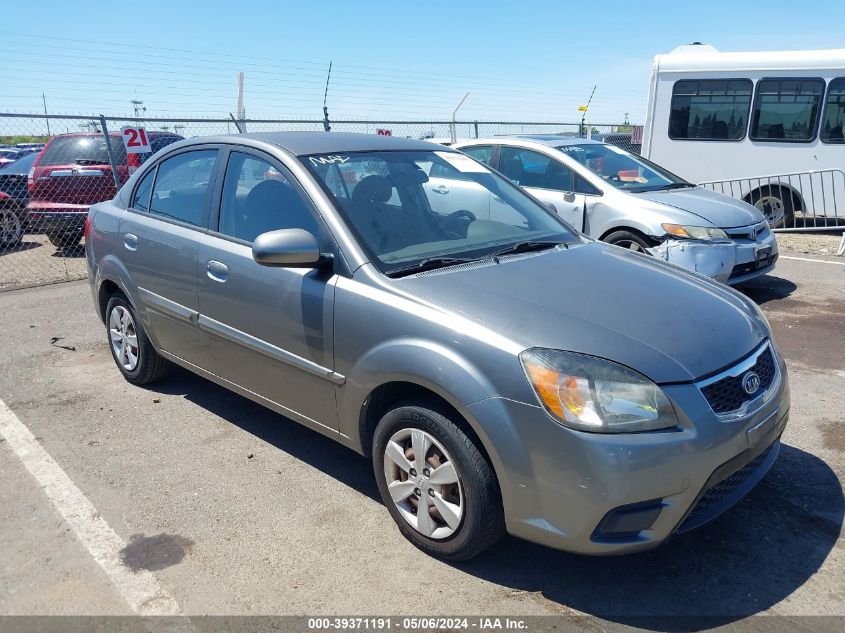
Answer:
252;228;326;268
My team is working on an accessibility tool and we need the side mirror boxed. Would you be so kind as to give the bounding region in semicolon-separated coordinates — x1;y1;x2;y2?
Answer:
252;228;329;269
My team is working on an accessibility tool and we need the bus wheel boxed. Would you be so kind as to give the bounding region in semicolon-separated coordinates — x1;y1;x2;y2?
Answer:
748;186;796;228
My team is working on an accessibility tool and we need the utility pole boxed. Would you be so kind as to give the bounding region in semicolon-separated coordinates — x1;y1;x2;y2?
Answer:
42;93;51;136
580;85;596;138
131;99;146;120
451;92;470;143
236;72;246;133
323;61;332;132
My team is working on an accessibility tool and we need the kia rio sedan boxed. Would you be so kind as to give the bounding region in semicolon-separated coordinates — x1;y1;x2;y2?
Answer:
452;136;778;285
86;132;789;560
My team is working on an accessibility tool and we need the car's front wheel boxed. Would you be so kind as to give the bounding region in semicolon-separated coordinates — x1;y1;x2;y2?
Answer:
372;402;505;560
604;229;654;253
105;292;170;385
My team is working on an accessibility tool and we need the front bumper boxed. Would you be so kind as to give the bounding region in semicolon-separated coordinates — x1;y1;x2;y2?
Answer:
648;227;778;284
464;351;789;555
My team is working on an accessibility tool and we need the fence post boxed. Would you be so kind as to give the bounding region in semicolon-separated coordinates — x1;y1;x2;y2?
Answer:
474;121;479;138
99;115;122;190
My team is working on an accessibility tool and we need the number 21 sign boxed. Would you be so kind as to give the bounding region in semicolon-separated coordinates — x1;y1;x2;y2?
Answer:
120;126;152;153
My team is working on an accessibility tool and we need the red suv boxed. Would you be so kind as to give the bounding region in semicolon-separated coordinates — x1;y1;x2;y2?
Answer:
27;131;182;248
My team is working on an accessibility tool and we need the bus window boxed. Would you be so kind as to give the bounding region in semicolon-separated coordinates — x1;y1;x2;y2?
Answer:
821;77;845;144
750;78;824;142
669;79;752;141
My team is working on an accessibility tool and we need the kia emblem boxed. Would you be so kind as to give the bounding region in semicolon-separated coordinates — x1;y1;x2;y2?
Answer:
742;371;761;395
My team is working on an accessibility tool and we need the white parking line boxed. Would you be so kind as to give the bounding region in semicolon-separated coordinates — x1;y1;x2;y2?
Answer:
0;397;182;616
780;255;844;266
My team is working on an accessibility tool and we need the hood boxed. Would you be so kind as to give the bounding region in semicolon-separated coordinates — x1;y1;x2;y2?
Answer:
400;243;767;384
635;187;764;228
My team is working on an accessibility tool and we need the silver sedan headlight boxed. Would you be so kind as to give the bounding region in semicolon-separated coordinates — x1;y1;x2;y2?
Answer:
661;223;728;241
520;349;679;433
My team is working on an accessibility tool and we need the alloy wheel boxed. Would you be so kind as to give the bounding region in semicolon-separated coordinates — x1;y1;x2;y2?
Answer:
0;210;22;246
109;305;139;371
382;428;464;539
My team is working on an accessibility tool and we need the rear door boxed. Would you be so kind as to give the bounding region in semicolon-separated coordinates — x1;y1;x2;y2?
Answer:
193;148;338;432
423;153;492;219
31;135;127;206
118;147;220;359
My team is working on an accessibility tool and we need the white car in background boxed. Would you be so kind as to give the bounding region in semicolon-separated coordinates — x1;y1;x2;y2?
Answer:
447;136;778;285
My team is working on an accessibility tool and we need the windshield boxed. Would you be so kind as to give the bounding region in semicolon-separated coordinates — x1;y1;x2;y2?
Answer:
556;143;691;193
303;150;578;275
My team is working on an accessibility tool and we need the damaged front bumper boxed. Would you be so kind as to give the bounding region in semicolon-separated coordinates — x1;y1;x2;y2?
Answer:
648;231;778;284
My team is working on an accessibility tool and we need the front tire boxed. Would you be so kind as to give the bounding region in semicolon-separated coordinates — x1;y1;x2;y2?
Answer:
603;229;654;253
372;402;504;560
105;292;170;385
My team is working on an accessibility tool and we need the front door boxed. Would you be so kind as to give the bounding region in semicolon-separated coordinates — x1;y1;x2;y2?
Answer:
497;146;587;231
194;149;338;432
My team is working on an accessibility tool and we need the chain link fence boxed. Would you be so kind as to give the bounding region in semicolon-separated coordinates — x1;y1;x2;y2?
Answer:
0;112;640;291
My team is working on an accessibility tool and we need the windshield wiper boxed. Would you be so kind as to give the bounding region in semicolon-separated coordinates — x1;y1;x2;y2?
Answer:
488;240;567;259
648;182;695;191
385;257;474;278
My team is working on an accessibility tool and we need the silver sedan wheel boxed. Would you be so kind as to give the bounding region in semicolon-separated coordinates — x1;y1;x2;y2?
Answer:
109;305;139;372
0;210;22;246
616;239;646;253
383;428;464;540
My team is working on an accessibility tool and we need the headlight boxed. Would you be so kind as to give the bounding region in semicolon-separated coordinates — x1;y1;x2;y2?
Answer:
520;349;679;433
661;223;728;241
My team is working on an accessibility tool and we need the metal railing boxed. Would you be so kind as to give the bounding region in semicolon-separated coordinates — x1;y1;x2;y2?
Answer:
700;169;845;232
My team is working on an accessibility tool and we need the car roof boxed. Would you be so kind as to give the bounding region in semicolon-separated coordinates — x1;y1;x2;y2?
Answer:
205;131;449;156
495;135;605;147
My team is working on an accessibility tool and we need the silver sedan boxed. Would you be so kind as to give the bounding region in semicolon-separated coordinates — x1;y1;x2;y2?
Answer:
451;136;778;284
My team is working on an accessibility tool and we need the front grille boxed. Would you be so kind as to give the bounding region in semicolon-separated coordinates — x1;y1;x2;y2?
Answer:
680;441;777;531
725;221;770;242
701;347;776;414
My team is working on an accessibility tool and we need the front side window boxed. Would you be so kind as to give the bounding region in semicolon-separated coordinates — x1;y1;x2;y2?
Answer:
750;78;824;142
499;147;574;192
670;79;752;141
821;77;845;143
149;150;217;226
556;143;690;193
303;150;577;275
131;167;155;212
218;152;318;242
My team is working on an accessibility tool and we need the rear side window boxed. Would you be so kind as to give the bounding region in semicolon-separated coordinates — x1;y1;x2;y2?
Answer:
750;78;824;142
131;168;156;212
38;135;127;166
499;147;574;192
149;150;217;226
218;152;318;242
669;79;752;141
821;77;845;143
461;145;494;166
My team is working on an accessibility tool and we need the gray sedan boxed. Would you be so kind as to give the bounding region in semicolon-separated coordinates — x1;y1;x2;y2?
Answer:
452;136;777;284
87;132;788;560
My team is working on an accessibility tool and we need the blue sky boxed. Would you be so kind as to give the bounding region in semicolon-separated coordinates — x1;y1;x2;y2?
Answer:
2;0;844;124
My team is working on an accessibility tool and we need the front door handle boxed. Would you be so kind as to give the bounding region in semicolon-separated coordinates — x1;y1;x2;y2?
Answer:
206;260;229;283
432;184;449;195
124;233;138;251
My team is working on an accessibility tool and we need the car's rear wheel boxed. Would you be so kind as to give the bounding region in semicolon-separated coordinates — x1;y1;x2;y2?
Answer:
105;292;170;385
46;232;82;249
0;209;22;247
603;229;654;253
372;402;504;560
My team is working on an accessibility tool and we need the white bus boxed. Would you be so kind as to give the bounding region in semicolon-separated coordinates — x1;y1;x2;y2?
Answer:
641;44;845;228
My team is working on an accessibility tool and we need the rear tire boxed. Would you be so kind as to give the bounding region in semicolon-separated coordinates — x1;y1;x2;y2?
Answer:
603;229;654;253
0;209;22;247
748;186;796;228
372;402;505;561
105;292;170;385
47;232;82;249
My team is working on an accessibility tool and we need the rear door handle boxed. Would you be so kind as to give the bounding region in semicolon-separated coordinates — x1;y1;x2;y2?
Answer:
432;184;449;194
206;260;229;283
123;233;138;251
